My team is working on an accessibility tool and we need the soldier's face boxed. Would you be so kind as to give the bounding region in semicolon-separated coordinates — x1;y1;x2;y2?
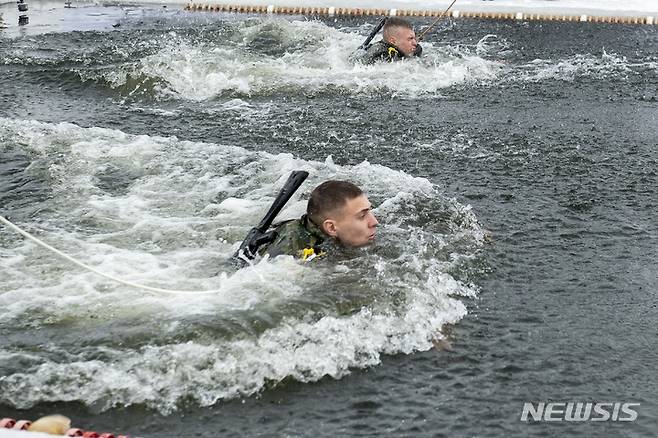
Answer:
390;27;418;57
324;195;379;247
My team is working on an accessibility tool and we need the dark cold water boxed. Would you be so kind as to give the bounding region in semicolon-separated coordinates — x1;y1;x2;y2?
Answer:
0;2;657;437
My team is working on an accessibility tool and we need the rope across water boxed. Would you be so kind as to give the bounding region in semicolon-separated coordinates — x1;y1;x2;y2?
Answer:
0;215;226;295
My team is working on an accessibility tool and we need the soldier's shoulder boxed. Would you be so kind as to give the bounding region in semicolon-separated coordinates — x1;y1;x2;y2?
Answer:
272;217;305;235
350;40;389;65
260;218;308;258
365;40;389;57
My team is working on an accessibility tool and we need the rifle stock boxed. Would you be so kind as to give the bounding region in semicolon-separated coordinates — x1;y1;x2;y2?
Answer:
234;170;309;262
359;17;387;50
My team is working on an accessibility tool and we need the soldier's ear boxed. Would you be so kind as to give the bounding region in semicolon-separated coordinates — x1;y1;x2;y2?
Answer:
323;219;338;238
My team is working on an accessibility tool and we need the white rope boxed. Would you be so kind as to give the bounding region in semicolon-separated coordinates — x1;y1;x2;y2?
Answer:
0;215;225;295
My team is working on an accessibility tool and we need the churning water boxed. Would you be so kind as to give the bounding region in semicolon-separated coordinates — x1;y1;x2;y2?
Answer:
0;3;656;437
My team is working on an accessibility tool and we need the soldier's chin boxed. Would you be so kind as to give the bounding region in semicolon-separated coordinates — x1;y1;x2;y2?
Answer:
341;234;376;247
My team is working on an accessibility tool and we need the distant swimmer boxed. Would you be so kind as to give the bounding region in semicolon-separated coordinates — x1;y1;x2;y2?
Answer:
350;17;422;65
234;174;378;263
350;1;457;65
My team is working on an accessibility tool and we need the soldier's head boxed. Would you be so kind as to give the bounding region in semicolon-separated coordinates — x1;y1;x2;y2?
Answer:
383;17;418;56
307;180;379;247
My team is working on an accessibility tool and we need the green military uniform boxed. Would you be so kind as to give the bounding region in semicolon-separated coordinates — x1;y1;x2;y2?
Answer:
351;40;423;65
259;214;331;261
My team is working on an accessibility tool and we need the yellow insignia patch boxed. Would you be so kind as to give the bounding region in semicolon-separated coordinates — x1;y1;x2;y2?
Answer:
301;247;326;262
301;247;316;261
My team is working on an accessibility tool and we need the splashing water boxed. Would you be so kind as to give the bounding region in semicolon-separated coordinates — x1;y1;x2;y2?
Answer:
0;118;486;413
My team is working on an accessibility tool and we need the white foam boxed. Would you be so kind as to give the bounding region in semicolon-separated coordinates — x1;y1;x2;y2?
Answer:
0;283;468;413
515;51;633;82
73;18;503;99
0;118;485;413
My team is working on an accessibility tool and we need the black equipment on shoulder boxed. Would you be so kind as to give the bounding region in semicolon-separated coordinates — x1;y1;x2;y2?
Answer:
358;17;387;50
233;170;309;263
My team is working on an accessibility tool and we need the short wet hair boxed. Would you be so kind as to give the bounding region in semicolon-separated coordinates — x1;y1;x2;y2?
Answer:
307;180;363;226
383;17;414;41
